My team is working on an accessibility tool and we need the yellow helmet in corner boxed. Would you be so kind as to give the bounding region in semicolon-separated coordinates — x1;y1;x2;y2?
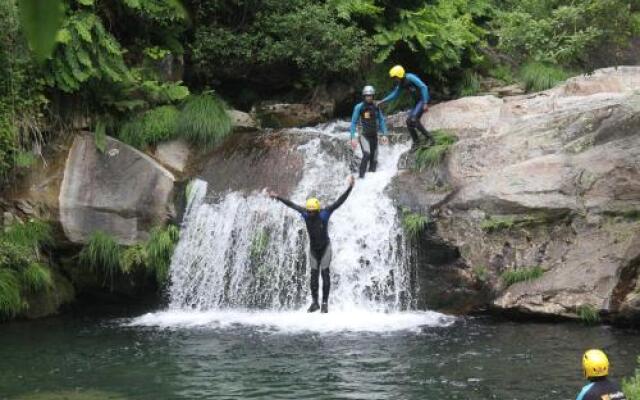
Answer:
306;197;320;211
389;65;406;79
583;349;609;378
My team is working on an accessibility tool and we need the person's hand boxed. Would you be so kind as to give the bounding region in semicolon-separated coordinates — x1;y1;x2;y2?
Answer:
380;136;389;145
267;189;278;198
375;100;384;108
423;104;429;112
347;175;355;187
350;139;358;150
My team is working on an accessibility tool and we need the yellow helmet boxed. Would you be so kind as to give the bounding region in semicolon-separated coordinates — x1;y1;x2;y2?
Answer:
582;349;609;378
389;65;406;79
306;197;320;211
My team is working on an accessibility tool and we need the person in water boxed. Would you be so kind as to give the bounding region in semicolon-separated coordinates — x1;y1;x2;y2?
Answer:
268;176;355;313
378;65;433;149
576;349;627;400
349;85;389;178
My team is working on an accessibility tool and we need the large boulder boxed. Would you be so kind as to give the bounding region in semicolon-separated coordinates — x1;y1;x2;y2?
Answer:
59;133;176;245
390;66;640;322
252;102;331;129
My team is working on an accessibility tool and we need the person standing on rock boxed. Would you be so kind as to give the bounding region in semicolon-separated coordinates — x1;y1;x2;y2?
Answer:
268;175;355;314
350;85;389;178
378;65;434;149
576;349;627;400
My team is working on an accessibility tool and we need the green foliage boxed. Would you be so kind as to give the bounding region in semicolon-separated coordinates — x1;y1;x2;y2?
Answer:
373;0;491;80
480;213;549;232
402;208;428;239
145;225;179;285
21;262;52;292
519;62;570;92
45;11;131;93
177;93;232;147
501;266;544;286
79;231;122;287
414;130;457;171
577;304;601;325
13;150;36;168
17;0;65;62
493;0;640;67
119;244;146;274
623;356;640;400
459;71;481;97
0;219;54;320
0;268;22;319
118;105;180;148
189;0;372;86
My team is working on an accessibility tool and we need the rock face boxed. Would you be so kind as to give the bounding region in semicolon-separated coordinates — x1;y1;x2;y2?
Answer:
59;133;176;245
153;139;191;173
228;109;258;132
390;66;640;322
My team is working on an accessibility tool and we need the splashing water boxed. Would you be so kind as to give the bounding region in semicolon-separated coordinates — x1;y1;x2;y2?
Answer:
131;122;453;331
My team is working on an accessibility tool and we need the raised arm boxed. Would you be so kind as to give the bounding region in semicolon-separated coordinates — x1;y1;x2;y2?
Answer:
380;84;401;104
325;177;354;213
407;73;430;103
350;102;363;140
268;190;306;213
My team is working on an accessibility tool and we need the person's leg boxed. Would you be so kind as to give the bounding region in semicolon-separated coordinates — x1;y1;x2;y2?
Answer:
368;135;378;172
308;249;320;312
319;244;332;313
406;114;419;143
412;101;433;145
358;136;371;178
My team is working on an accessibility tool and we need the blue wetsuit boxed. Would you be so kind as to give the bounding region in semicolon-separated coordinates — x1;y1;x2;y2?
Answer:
576;378;626;400
381;73;432;143
275;185;353;304
350;101;388;177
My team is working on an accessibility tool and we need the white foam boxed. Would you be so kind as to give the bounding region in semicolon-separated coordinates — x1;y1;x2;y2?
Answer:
127;309;455;334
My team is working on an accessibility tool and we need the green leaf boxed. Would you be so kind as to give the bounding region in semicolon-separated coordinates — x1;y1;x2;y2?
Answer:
17;0;65;62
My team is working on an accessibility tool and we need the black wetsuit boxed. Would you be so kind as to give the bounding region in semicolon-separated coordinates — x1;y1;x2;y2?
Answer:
275;185;353;304
576;377;627;400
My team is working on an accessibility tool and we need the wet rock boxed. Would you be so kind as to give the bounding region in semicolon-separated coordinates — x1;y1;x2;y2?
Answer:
253;102;331;129
228;109;258;131
59;133;176;245
390;67;640;322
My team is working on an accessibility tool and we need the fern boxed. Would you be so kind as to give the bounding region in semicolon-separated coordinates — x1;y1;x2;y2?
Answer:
120;244;147;274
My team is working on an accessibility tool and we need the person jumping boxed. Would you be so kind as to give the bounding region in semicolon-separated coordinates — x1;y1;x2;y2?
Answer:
378;65;433;150
349;85;389;178
268;176;354;313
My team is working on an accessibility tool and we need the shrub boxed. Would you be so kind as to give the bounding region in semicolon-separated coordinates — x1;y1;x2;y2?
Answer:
3;219;54;252
402;209;428;239
577;304;601;325
414;130;457;171
519;62;570;92
501;266;544;286
623;356;640;400
177;93;232;148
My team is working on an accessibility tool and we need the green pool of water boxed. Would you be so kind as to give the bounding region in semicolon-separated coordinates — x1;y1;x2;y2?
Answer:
0;314;638;399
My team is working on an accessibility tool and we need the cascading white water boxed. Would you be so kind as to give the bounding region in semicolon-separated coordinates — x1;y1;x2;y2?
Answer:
130;121;454;332
169;121;412;312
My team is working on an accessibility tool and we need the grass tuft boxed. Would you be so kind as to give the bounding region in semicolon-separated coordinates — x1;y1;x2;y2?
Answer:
414;130;457;171
519;62;569;92
177;93;232;148
0;268;23;319
577;304;601;325
623;356;640;400
473;265;489;282
402;209;428;238
145;225;179;285
79;231;122;288
21;262;53;292
459;71;481;97
501;266;544;286
119;105;180;148
3;220;53;252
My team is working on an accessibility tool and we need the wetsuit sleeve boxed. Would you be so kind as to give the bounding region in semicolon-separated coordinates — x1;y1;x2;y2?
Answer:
325;185;353;213
377;109;388;135
381;84;401;103
576;383;594;400
275;197;306;214
406;73;430;103
350;102;363;139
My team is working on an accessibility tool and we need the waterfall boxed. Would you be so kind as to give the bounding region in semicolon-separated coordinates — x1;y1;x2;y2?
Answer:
167;122;414;312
